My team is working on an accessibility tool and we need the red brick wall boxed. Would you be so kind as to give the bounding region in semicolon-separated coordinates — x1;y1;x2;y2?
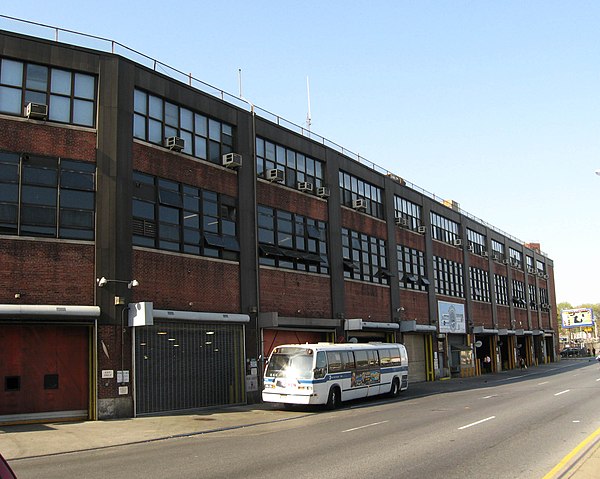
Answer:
396;229;426;250
497;305;511;329
0;118;96;161
259;269;331;317
97;324;130;400
344;281;391;322
133;142;238;197
341;209;387;237
432;241;462;262
399;290;430;323
257;182;328;221
0;238;95;305
132;249;240;312
514;309;529;330
471;301;494;328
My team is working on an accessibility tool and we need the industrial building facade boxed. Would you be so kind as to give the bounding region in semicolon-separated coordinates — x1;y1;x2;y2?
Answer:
0;27;557;424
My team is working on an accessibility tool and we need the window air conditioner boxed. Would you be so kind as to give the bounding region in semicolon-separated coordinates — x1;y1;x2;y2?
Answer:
503;259;510;265
25;102;48;120
395;216;408;227
297;182;313;192
537;271;544;278
316;186;330;198
266;168;284;182
222;153;242;168
527;267;535;274
352;198;367;210
543;274;549;280
453;238;463;247
492;254;498;260
165;136;184;152
510;259;519;267
482;250;489;257
417;225;427;234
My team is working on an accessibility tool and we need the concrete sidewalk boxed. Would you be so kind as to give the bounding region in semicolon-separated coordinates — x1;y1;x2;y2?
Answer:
0;361;598;478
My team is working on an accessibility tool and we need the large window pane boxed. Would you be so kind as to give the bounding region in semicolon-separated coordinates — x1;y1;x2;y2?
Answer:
1;59;23;86
74;73;95;99
73;99;94;126
26;64;48;91
0;86;22;114
49;95;70;122
50;69;71;95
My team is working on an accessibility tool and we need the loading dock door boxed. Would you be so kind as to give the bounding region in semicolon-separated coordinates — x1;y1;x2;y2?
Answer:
135;321;245;415
0;324;90;422
404;333;426;383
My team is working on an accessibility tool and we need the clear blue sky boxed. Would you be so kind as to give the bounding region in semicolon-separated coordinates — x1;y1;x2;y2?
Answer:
2;1;599;306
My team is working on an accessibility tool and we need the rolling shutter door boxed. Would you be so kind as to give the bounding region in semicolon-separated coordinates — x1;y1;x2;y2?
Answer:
404;333;426;383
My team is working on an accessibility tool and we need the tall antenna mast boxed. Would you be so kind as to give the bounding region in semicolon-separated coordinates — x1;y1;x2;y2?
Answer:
306;76;312;132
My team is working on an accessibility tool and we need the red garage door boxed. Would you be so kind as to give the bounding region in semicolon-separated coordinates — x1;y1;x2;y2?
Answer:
0;324;90;422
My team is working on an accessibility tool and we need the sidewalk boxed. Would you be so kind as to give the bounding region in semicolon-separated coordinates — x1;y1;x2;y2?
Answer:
0;361;598;478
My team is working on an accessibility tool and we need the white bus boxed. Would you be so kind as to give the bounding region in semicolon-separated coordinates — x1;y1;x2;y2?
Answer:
262;342;408;409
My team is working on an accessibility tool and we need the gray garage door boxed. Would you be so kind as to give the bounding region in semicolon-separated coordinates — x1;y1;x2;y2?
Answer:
135;321;245;415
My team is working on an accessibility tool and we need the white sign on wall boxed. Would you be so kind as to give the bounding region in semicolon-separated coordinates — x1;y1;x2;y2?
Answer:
438;301;466;334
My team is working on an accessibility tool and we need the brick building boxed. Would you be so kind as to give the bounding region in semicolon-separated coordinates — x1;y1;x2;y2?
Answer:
0;26;557;424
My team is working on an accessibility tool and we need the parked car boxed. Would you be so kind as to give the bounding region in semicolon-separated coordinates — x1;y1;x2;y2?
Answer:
560;347;586;358
0;453;17;479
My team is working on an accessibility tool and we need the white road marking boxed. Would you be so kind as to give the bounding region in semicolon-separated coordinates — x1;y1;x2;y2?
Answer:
458;416;496;430
554;389;570;396
596;378;600;382
482;395;497;399
342;420;388;433
538;381;549;385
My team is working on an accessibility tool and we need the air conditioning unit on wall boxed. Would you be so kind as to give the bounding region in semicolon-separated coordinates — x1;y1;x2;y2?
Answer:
265;168;284;182
453;238;463;247
297;182;313;192
352;198;367;210
165;136;184;152
395;216;408;227
417;225;427;234
222;153;242;168
316;186;330;198
25;102;48;120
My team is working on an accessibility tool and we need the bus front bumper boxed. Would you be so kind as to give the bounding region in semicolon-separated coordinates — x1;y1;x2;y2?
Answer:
262;391;320;405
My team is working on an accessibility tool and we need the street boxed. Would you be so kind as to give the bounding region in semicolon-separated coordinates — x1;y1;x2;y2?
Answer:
9;361;600;479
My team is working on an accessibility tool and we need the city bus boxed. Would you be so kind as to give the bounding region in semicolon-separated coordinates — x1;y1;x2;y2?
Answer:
262;342;408;409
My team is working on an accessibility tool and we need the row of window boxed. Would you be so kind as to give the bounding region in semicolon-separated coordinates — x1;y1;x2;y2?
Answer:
339;171;384;219
342;228;389;284
0;57;96;127
257;205;329;274
325;348;401;373
0;151;95;239
132;172;239;260
256;138;325;191
133;89;233;165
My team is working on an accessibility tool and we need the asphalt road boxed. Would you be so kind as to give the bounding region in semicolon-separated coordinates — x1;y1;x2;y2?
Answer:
12;361;600;479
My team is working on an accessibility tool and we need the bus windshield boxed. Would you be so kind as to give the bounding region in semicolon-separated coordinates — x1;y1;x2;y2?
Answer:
265;349;314;379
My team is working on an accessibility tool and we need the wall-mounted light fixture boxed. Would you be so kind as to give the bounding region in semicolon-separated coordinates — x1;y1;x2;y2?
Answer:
97;277;140;289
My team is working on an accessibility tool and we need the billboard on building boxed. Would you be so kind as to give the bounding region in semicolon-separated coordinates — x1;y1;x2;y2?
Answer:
561;308;594;328
438;301;466;334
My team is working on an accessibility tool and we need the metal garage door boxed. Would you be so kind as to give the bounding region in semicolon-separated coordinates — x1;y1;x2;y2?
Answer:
404;333;426;383
0;324;90;423
134;321;245;415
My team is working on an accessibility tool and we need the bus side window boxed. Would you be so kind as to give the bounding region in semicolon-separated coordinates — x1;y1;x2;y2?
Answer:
355;350;369;370
367;350;379;368
380;349;392;366
314;351;327;379
390;348;401;366
327;351;343;373
342;351;355;371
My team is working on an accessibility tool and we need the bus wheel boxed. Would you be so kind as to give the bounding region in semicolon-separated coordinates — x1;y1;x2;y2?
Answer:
389;378;400;398
326;386;340;410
